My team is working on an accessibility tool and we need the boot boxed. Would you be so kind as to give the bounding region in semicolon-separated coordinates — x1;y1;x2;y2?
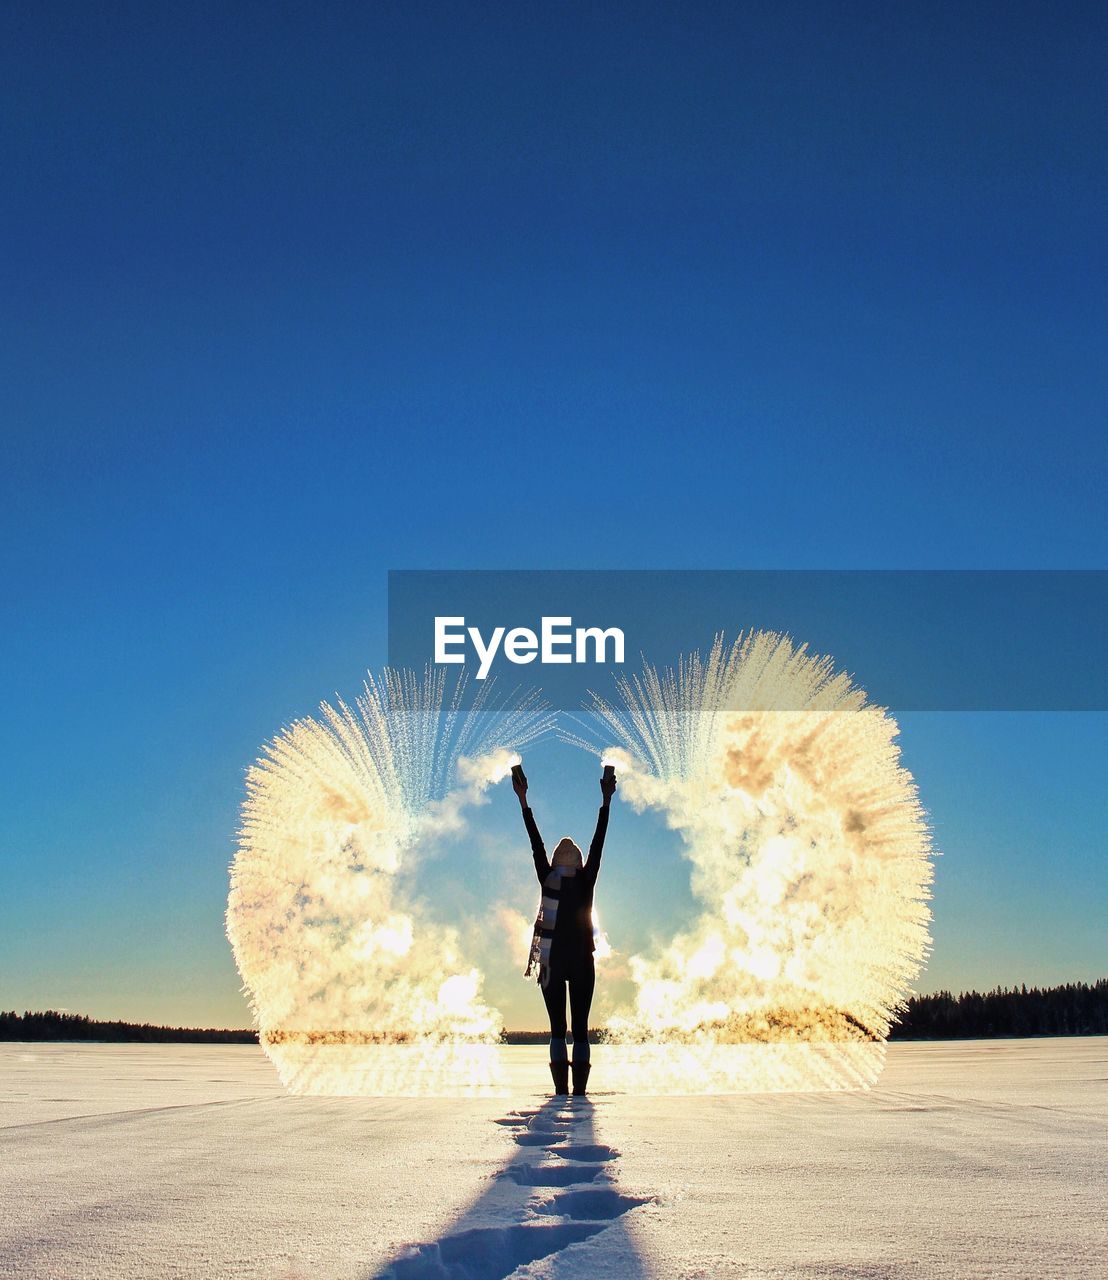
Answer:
549;1060;569;1095
571;1061;591;1096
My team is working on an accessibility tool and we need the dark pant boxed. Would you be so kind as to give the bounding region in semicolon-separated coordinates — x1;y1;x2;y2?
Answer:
542;951;595;1046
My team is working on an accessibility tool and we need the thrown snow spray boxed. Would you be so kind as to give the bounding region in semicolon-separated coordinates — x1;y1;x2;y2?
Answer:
572;631;935;1093
227;667;553;1096
230;637;932;1097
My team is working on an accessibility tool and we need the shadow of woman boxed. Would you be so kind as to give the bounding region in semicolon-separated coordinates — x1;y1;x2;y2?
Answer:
369;1094;651;1278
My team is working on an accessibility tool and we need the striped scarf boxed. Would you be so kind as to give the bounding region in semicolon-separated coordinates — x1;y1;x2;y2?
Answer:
525;864;577;989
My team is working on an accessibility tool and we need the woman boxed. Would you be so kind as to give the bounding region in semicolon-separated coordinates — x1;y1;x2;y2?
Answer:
513;764;617;1096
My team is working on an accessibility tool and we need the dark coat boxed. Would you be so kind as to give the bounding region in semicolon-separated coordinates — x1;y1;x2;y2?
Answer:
524;804;609;963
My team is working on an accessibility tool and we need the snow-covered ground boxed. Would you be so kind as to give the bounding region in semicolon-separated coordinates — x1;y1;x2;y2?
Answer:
2;1038;1105;1278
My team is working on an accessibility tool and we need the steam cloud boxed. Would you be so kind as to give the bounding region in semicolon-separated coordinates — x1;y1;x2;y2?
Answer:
226;669;552;1095
228;634;934;1095
576;631;934;1091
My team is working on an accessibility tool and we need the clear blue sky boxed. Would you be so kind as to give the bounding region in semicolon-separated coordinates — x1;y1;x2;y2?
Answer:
2;3;1105;1026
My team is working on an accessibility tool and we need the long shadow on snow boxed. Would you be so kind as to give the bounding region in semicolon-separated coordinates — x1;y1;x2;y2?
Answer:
370;1092;650;1279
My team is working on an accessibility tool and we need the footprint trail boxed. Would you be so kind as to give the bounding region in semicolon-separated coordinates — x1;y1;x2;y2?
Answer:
377;1097;651;1278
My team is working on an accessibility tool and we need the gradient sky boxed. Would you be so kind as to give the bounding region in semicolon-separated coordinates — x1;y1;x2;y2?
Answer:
2;3;1106;1027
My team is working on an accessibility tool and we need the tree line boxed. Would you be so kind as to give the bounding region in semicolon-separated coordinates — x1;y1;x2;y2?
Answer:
888;979;1108;1039
3;979;1106;1043
0;1010;257;1043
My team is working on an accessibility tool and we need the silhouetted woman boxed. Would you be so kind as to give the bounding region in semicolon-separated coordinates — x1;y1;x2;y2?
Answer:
513;764;616;1096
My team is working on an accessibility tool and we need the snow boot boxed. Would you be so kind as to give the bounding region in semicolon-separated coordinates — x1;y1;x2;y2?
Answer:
549;1061;569;1095
571;1061;591;1096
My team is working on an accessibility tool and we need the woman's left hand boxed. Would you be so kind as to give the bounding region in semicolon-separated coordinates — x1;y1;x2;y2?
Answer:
512;772;529;806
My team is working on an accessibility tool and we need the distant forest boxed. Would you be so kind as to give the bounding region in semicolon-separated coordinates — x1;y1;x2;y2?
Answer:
3;980;1106;1043
888;979;1108;1040
0;1011;257;1043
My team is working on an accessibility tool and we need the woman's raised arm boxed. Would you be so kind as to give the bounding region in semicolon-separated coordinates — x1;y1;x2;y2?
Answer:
513;767;550;881
585;768;616;883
